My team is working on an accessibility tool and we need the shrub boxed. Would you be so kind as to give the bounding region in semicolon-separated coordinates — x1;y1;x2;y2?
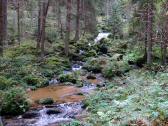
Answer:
23;74;47;87
0;76;16;90
83;58;102;73
83;56;109;73
75;34;93;51
43;56;70;74
102;61;130;78
124;48;143;62
85;50;97;57
58;73;77;83
0;87;29;116
46;28;58;43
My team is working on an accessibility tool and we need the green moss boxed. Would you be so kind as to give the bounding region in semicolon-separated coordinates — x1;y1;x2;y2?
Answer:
23;74;48;87
85;50;97;57
58;74;77;83
83;58;102;73
4;40;38;58
102;61;130;78
0;76;16;90
39;98;54;105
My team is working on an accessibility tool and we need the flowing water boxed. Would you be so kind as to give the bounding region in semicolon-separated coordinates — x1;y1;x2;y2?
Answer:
30;102;84;126
3;62;105;126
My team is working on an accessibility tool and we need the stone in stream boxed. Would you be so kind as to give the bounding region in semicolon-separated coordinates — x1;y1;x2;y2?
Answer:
79;50;85;55
86;74;96;80
22;111;40;119
46;109;62;115
96;83;106;88
49;79;58;85
99;45;108;54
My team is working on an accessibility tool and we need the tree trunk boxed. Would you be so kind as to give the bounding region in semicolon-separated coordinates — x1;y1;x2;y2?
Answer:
37;0;50;57
64;0;71;56
40;0;50;57
57;0;63;39
0;0;7;56
37;1;42;49
74;0;81;41
17;0;21;45
146;1;153;65
161;39;167;65
161;1;168;65
83;1;96;34
144;15;148;61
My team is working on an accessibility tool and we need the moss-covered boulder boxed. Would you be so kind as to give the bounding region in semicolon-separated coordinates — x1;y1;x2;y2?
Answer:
39;98;54;105
102;61;131;78
83;57;109;73
58;73;77;83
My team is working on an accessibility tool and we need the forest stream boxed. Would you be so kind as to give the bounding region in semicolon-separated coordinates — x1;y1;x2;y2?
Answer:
3;63;105;126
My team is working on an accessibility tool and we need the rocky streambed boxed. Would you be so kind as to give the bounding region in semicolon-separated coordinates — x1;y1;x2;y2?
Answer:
3;63;105;126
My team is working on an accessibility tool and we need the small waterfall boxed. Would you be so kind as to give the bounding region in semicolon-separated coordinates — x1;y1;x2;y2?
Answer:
80;83;96;94
94;32;111;43
72;64;82;71
29;102;83;126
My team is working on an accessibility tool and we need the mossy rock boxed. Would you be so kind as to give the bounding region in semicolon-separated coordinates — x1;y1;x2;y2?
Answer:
102;61;131;78
83;57;109;73
39;98;54;105
112;53;123;61
58;74;77;83
85;50;97;57
83;58;101;73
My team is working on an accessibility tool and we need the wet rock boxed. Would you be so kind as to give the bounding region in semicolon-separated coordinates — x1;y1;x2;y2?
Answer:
49;79;58;85
81;101;89;109
71;53;83;61
22;111;40;119
79;50;85;55
99;45;108;54
112;53;123;61
66;112;77;119
96;83;106;88
46;109;62;115
45;105;57;108
64;82;74;85
76;92;84;96
86;74;96;80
